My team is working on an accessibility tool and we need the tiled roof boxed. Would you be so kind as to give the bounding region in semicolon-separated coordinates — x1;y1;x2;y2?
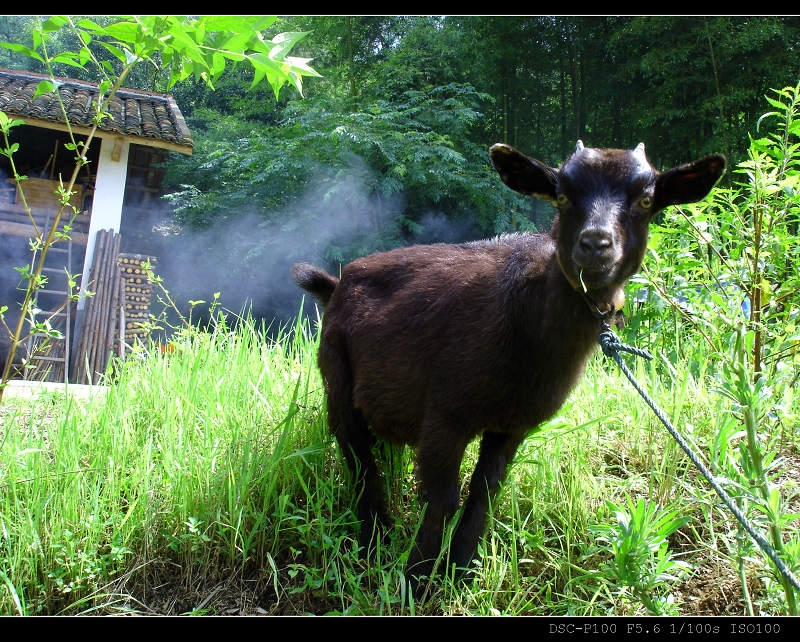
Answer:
0;67;193;153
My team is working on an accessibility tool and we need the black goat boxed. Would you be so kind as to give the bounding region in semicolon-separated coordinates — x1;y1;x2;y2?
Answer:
291;141;725;595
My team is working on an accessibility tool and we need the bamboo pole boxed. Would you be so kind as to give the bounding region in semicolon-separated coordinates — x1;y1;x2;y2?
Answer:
76;229;106;382
103;234;122;372
93;231;120;381
95;233;113;373
88;229;113;382
83;230;106;381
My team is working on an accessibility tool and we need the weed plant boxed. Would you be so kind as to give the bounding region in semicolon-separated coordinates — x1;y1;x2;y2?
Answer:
633;83;800;615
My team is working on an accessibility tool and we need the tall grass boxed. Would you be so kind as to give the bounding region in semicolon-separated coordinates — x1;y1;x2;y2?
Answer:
1;315;333;614
2;309;796;615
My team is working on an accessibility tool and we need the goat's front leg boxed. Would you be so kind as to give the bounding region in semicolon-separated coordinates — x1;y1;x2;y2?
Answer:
406;427;469;598
449;429;525;582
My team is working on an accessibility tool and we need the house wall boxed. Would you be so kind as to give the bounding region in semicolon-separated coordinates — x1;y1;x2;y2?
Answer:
70;135;130;378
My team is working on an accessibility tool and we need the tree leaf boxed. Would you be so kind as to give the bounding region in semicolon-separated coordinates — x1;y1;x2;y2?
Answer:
98;21;143;44
78;46;92;66
41;16;68;33
75;18;104;31
269;31;311;60
211;52;225;77
0;42;45;63
97;41;129;66
200;16;275;33
33;80;54;100
50;52;86;69
283;56;323;78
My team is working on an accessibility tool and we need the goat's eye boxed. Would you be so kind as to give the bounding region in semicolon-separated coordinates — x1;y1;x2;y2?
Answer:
557;194;569;206
639;196;653;209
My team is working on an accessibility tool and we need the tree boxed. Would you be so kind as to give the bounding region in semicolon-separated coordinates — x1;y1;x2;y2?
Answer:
606;16;800;167
159;83;534;325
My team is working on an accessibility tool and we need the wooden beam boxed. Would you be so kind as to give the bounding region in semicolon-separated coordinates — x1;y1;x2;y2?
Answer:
111;137;124;162
0;220;88;245
8;116;193;156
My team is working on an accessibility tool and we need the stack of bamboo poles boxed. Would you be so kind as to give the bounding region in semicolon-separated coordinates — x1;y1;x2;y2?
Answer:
74;229;125;384
118;253;156;344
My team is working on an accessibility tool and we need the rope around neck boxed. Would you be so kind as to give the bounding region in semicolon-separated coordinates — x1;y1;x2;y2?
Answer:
597;322;800;594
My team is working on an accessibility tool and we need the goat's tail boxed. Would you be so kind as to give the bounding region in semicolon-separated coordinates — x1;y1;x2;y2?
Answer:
291;262;339;306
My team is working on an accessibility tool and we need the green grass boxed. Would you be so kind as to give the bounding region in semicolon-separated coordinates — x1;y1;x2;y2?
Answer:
0;315;798;615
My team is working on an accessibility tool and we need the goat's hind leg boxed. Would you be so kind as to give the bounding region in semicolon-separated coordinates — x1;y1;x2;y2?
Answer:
322;354;389;554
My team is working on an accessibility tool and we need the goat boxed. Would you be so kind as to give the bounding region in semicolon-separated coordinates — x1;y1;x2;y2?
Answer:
291;141;725;596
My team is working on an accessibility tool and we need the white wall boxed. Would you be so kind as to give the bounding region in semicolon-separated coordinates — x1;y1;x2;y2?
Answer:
77;135;130;309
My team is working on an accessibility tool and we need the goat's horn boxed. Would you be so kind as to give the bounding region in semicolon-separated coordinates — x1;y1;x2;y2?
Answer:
633;142;646;156
575;140;584;153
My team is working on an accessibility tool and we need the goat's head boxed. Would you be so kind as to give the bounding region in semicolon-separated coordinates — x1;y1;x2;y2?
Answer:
490;141;726;298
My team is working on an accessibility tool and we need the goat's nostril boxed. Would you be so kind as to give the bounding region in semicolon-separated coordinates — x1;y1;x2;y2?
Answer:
579;230;612;253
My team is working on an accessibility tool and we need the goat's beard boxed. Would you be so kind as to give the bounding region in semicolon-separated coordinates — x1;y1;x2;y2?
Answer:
557;250;620;293
575;264;617;290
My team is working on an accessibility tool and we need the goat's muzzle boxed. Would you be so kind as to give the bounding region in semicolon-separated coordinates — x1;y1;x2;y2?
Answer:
572;227;619;283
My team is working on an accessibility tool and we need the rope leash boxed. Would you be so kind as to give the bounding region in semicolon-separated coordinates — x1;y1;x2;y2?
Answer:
597;322;800;594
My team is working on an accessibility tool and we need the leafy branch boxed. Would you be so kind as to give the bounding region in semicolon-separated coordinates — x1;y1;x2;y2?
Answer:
0;15;318;403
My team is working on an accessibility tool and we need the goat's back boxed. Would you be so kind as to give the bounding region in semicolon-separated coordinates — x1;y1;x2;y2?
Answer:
315;232;597;445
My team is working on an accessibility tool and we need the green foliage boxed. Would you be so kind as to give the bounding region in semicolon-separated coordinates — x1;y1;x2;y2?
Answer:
637;83;800;378
0;315;325;614
605;17;800;167
589;497;689;615
161;83;532;309
0;16;320;98
633;84;800;614
4;313;795;614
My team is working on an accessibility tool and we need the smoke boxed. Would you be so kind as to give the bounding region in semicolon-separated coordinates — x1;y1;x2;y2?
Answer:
149;155;415;332
411;211;483;245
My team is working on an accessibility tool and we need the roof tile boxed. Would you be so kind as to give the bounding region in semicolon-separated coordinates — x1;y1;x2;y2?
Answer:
0;68;193;151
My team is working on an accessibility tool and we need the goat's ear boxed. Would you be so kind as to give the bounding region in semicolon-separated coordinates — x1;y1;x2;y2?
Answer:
654;154;726;209
490;144;558;203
